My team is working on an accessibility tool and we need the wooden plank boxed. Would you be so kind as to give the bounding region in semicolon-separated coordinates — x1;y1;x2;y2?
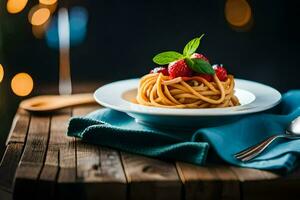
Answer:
38;110;72;199
76;145;127;200
6;109;30;145
55;106;99;199
1;109;30;200
230;167;278;181
230;166;300;199
54;112;77;200
74;106;127;200
0;189;12;200
13;115;50;200
177;162;240;200
73;105;180;199
121;152;181;200
0;143;24;192
57;130;76;181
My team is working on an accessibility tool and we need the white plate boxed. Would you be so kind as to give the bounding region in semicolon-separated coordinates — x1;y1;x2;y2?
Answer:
94;78;281;128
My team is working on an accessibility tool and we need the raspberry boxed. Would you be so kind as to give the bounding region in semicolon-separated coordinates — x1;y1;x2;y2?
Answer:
150;67;169;76
191;53;209;63
213;65;228;81
168;60;193;78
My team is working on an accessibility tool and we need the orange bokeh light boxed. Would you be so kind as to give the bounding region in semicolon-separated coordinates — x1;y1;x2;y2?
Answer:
7;0;28;14
29;7;51;26
225;0;252;27
39;0;57;6
32;21;50;39
11;73;34;96
0;64;4;82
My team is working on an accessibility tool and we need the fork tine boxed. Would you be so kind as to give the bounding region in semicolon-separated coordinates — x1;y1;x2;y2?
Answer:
240;136;300;162
235;144;260;157
235;143;265;159
234;135;278;159
239;141;273;162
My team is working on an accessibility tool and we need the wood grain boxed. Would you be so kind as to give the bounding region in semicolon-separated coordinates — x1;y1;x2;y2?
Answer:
0;143;24;192
76;144;127;200
74;106;127;200
230;166;300;199
13;115;50;200
3;103;300;199
57;139;76;181
0;109;30;200
0;189;12;200
121;152;182;200
38;110;72;199
50;111;77;200
177;162;240;200
6;109;30;145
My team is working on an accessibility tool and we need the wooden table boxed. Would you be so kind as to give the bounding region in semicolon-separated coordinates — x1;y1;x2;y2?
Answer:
0;104;300;200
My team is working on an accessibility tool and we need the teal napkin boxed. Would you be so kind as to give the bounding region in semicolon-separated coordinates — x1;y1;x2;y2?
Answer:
67;90;300;173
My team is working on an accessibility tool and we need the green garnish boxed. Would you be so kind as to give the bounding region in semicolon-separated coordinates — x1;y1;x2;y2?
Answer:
185;58;215;75
183;34;204;56
152;34;215;75
153;51;184;65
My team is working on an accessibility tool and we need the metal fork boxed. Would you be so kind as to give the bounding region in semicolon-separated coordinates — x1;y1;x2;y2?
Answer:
234;116;300;162
235;135;300;162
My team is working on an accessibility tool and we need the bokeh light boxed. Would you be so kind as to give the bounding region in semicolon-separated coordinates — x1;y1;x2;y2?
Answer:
39;0;57;6
32;21;50;39
0;64;4;82
29;7;51;26
46;6;89;49
39;0;57;13
11;73;34;97
6;0;28;14
225;0;253;31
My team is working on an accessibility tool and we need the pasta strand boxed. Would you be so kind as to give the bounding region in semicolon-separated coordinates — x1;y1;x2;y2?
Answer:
136;73;240;108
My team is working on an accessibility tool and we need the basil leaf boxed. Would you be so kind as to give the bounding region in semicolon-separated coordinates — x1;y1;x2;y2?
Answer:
183;34;204;56
185;58;215;75
153;51;184;65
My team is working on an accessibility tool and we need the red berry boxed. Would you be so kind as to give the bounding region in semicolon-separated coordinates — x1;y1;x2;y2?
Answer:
168;60;193;78
198;74;212;82
191;53;209;63
150;67;169;76
213;65;228;81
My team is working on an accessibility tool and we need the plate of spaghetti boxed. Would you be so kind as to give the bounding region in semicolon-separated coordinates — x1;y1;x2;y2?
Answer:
94;35;281;128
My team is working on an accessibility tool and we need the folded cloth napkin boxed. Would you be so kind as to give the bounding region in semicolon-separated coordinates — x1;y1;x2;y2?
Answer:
67;90;300;173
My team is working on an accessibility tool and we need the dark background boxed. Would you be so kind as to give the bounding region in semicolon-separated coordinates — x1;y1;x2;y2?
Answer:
0;0;299;156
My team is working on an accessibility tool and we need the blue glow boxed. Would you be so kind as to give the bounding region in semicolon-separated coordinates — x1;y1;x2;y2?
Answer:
46;6;89;48
46;15;58;49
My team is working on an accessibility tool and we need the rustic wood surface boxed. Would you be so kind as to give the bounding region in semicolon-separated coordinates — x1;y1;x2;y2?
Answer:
0;104;300;200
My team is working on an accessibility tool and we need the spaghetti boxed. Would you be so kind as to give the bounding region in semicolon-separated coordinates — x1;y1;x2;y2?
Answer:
136;73;240;108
